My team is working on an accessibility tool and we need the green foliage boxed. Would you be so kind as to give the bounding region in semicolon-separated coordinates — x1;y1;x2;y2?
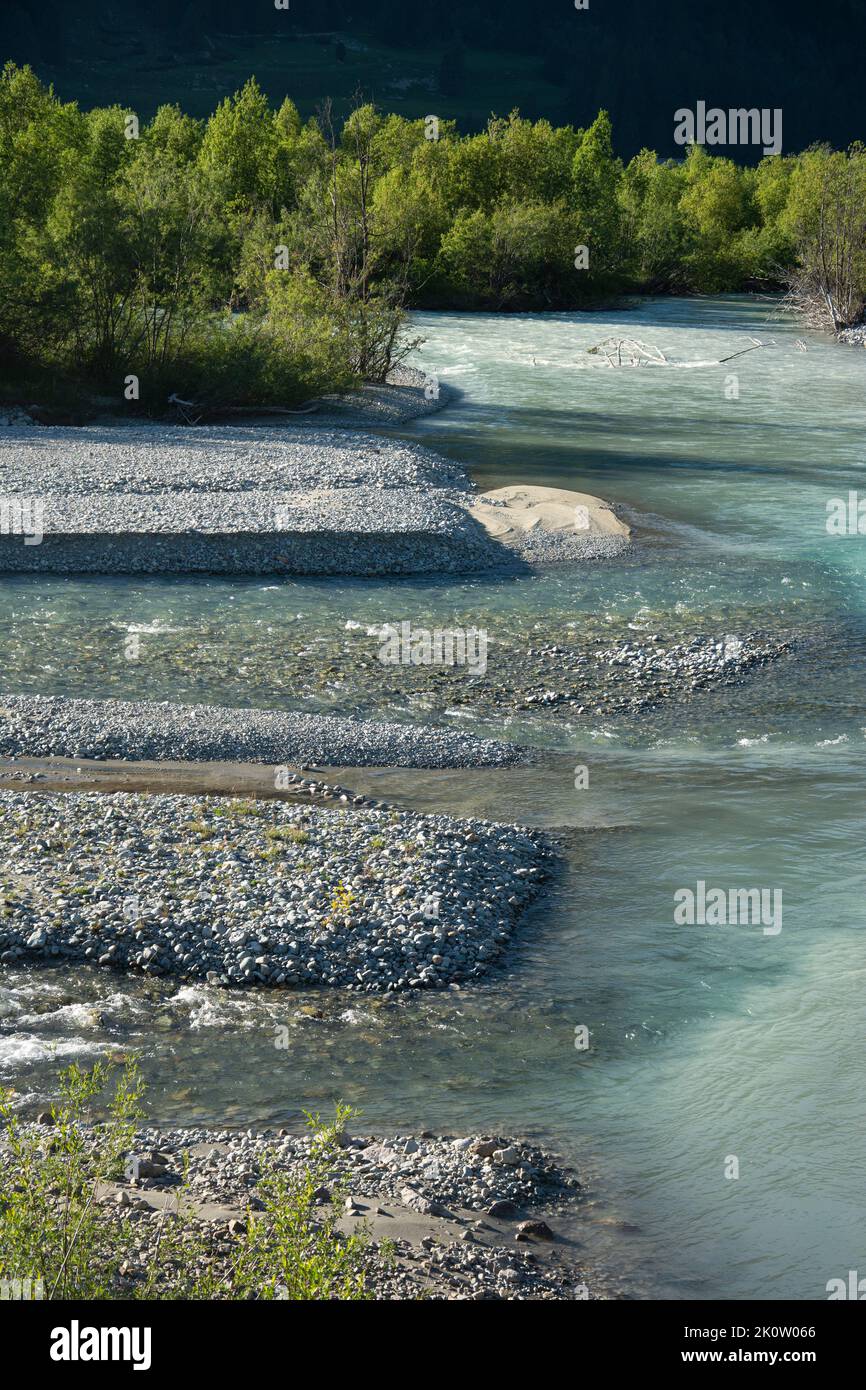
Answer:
197;77;279;215
619;150;689;287
571;110;624;276
0;1062;371;1301
0;60;856;412
781;144;866;328
0;66;407;412
224;1105;371;1301
437;201;582;308
619;144;798;294
0;1058;145;1300
327;882;358;926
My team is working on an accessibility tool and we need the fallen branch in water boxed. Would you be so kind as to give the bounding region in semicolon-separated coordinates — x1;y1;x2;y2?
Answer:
586;336;771;369
588;337;668;367
716;339;770;363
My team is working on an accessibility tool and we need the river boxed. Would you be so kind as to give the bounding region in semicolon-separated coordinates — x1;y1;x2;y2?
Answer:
1;295;864;1300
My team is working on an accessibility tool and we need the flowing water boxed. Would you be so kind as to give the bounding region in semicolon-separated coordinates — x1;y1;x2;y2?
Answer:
2;296;865;1299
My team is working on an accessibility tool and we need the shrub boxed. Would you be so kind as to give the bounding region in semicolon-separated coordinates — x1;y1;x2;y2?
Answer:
0;1062;371;1300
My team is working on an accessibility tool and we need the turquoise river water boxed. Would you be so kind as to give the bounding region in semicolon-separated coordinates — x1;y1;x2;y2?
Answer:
1;296;865;1300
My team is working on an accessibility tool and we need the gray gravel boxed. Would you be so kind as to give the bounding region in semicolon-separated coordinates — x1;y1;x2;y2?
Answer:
296;363;462;430
0;418;509;575
0;528;503;576
7;1117;602;1299
0;694;525;769
126;1126;576;1216
486;526;631;567
0;497;502;576
0;789;550;991
0;423;470;496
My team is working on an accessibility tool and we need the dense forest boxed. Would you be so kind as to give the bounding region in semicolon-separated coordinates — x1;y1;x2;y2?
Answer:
1;64;864;416
2;0;866;154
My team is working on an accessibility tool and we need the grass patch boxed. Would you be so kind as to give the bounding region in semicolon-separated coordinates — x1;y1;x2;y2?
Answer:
265;826;310;845
184;821;215;839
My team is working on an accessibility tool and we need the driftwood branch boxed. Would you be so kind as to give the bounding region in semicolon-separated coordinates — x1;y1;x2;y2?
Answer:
587;337;771;369
166;393;320;425
588;337;668;367
715;343;767;364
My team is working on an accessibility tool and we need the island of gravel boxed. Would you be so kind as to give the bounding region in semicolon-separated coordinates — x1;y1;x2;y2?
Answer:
0;788;551;992
0;368;631;575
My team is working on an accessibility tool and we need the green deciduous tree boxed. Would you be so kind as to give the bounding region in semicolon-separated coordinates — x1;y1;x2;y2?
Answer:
782;144;866;329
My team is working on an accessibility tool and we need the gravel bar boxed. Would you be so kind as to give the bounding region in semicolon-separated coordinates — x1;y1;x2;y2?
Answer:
0;423;471;495
0;790;551;991
0;421;509;575
124;1126;576;1217
0;694;526;769
8;1119;604;1300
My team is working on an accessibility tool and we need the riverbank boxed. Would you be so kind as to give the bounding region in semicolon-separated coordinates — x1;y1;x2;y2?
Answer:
0;365;456;433
0;370;630;575
0;754;395;806
299;364;463;430
5;1116;610;1300
0;788;551;992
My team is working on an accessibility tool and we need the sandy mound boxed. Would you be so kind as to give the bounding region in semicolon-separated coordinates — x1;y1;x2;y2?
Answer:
471;484;631;543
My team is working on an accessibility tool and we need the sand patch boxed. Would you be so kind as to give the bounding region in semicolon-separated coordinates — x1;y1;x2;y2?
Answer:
472;484;631;542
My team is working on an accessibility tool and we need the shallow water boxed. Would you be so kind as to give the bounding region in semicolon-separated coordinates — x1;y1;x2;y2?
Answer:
2;296;865;1300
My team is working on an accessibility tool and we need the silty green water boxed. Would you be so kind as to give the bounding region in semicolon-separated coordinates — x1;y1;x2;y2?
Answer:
2;296;865;1299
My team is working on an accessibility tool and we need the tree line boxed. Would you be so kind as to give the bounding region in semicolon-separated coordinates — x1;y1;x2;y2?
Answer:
5;0;865;157
1;64;864;415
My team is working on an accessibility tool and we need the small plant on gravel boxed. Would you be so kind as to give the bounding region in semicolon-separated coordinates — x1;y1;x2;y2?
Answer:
215;1105;372;1301
0;1058;145;1300
0;1064;372;1301
214;800;264;820
184;819;216;839
327;882;357;926
265;826;310;845
256;846;279;862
